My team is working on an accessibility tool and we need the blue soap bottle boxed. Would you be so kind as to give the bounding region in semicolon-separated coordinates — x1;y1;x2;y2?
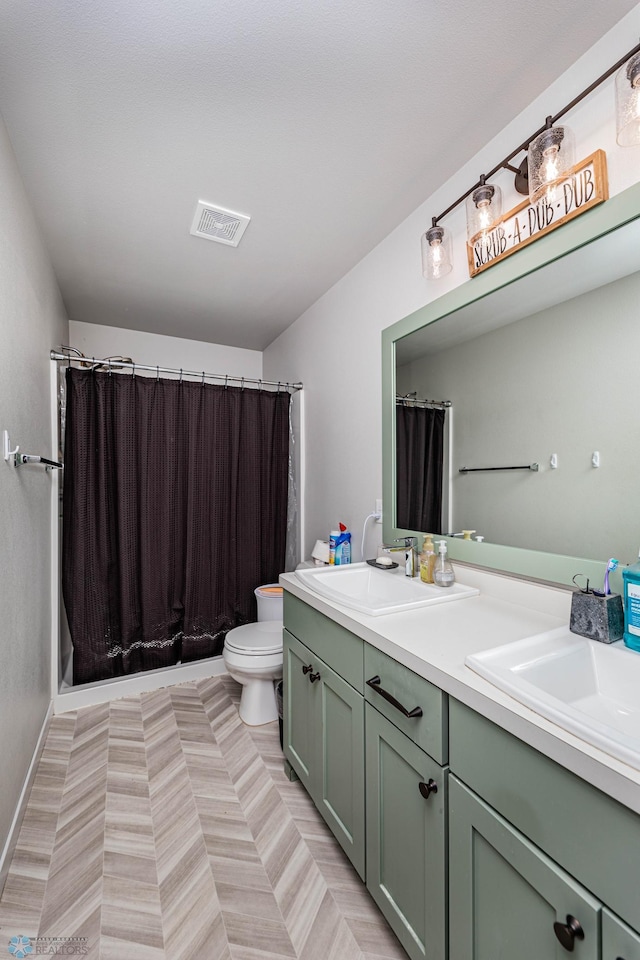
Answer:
623;549;640;652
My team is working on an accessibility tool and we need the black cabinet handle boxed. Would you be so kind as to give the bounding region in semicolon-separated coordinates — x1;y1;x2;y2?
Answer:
309;671;321;683
302;664;313;675
366;676;423;718
418;779;438;799
553;916;584;952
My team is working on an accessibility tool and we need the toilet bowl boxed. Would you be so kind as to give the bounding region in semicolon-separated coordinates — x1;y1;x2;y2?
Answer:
222;585;283;726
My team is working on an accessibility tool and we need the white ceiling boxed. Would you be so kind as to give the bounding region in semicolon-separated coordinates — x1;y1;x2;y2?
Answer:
0;0;637;350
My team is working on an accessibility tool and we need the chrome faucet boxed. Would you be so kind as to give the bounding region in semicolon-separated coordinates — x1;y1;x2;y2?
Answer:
394;537;418;577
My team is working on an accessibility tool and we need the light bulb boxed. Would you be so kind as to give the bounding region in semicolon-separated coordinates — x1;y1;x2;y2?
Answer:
421;226;452;280
616;53;640;146
466;182;502;244
527;123;574;202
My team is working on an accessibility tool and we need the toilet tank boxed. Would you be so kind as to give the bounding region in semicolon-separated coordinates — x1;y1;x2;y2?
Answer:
255;584;283;621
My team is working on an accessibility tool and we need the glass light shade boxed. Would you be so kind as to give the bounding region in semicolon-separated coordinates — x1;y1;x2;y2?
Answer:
465;182;502;243
421;226;452;280
616;53;640;146
527;124;575;201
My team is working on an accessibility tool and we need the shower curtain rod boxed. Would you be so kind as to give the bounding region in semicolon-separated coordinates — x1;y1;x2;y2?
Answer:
51;348;303;391
396;393;452;408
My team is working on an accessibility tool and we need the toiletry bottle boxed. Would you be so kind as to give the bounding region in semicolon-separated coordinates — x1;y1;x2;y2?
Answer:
332;523;352;566
623;549;640;652
329;530;340;565
420;534;436;584
433;540;455;588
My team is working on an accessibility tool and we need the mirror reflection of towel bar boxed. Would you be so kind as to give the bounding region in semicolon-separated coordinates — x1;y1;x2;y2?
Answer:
459;463;539;474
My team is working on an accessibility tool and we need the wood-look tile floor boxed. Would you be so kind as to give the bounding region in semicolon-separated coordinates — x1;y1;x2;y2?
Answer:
0;676;407;960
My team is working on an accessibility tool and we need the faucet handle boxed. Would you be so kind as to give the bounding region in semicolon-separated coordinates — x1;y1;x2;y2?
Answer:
393;536;417;548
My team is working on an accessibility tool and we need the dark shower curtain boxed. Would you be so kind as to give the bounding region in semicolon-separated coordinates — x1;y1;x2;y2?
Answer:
396;403;445;534
62;367;291;685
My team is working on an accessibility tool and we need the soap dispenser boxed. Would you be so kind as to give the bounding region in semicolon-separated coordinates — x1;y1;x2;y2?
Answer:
433;540;455;588
419;534;436;584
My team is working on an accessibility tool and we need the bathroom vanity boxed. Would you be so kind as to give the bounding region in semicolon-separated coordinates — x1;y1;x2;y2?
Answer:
280;566;640;960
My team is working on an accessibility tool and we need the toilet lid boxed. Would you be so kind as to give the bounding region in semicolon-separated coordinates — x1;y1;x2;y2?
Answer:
224;620;283;656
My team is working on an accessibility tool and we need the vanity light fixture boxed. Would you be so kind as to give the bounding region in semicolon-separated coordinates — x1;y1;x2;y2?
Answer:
465;176;503;245
421;220;453;280
421;39;640;280
527;118;575;201
616;52;640;145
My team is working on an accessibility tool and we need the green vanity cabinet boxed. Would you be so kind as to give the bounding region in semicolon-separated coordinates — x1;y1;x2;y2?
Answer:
602;910;640;960
365;702;447;960
282;590;640;960
282;625;365;878
449;775;600;960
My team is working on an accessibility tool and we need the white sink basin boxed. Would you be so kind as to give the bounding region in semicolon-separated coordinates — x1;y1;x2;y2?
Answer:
295;562;478;616
466;627;640;770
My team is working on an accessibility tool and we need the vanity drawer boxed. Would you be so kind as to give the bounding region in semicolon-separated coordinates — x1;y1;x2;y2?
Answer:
283;592;363;692
364;645;447;764
449;698;640;931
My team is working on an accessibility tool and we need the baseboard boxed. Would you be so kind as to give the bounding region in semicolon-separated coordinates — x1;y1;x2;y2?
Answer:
0;701;53;898
53;656;228;714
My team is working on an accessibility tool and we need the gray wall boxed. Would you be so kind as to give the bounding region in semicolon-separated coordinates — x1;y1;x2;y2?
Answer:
397;270;640;564
0;115;68;863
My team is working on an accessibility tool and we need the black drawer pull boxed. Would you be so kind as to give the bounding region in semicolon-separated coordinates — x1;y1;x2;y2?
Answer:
418;779;438;799
302;664;313;675
553;915;584;952
309;671;321;683
366;675;423;718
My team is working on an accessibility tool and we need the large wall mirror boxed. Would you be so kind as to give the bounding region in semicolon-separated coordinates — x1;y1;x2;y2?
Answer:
382;181;640;587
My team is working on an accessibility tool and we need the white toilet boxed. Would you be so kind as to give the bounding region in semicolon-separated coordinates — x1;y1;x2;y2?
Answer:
222;584;283;725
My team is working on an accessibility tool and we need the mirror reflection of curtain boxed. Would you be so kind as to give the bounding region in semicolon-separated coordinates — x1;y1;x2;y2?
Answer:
62;367;290;685
396;403;445;533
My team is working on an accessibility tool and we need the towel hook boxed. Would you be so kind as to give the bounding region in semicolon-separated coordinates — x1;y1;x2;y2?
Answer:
3;430;19;463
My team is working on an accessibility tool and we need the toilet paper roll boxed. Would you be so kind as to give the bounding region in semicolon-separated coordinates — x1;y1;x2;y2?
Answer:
311;539;330;564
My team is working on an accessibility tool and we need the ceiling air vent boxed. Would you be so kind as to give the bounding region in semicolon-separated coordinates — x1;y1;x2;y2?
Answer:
190;202;251;247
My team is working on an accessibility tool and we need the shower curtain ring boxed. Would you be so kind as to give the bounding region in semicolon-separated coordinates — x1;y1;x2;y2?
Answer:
241;377;245;391
180;368;183;382
201;371;205;387
108;358;112;377
156;366;160;381
132;362;136;378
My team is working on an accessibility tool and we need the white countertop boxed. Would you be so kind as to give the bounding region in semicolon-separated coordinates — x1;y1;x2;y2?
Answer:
280;563;640;815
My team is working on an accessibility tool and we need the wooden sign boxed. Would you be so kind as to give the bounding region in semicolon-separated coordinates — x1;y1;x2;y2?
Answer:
467;150;608;277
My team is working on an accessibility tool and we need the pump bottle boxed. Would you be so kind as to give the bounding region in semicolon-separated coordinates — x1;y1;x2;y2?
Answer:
419;534;436;584
433;540;455;588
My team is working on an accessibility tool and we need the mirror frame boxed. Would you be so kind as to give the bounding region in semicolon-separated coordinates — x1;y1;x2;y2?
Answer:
382;178;640;587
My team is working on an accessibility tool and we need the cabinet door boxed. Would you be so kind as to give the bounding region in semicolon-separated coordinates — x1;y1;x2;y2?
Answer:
315;657;365;879
449;776;600;960
603;909;640;960
283;629;315;792
365;704;446;960
283;628;365;879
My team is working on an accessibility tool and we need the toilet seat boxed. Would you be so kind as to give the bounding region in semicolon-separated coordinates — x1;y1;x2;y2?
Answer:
224;620;283;657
